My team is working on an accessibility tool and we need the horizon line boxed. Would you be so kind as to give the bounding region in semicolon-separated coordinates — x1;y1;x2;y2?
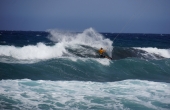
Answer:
0;30;170;35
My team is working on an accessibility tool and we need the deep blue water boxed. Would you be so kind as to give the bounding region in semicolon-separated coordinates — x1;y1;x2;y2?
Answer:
0;28;170;109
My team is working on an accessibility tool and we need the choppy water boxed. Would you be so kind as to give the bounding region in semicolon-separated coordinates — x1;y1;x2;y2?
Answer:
0;28;170;109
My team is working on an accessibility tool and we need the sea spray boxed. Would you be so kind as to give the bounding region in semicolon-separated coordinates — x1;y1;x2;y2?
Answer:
47;28;113;57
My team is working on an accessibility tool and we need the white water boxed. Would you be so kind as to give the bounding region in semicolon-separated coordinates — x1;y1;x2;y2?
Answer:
135;47;170;58
0;79;170;110
0;28;113;64
0;42;66;60
47;28;113;54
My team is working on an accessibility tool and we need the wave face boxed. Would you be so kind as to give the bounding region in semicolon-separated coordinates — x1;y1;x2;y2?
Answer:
0;28;170;109
0;58;170;83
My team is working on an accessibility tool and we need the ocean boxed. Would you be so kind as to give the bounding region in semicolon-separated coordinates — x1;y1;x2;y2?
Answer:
0;28;170;110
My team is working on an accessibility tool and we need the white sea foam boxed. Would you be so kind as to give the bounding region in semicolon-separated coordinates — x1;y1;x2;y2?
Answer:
0;79;169;110
135;47;170;58
0;42;66;60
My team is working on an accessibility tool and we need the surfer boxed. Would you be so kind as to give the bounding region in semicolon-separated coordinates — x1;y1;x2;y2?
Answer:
98;48;112;60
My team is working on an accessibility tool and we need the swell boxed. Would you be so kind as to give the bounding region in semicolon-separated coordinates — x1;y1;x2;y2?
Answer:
1;58;170;83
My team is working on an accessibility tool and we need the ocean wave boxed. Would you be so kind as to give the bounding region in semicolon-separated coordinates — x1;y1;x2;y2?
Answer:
0;28;170;64
0;28;113;63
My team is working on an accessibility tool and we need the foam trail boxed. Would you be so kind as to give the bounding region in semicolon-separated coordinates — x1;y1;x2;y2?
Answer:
136;47;170;58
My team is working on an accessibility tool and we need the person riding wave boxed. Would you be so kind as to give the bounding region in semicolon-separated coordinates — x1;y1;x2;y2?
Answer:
98;48;106;58
98;48;112;60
